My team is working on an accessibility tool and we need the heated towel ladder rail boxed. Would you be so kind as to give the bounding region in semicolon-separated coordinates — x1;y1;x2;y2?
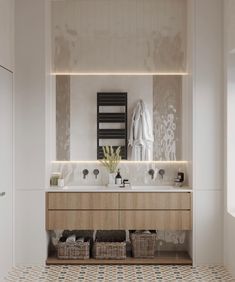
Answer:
97;92;128;160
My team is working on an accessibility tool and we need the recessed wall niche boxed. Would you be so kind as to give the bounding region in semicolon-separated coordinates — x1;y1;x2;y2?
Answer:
51;0;187;73
55;75;182;161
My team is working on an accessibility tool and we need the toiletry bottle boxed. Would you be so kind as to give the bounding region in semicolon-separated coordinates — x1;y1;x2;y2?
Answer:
58;178;65;188
115;169;122;185
177;169;184;183
58;173;65;188
50;173;60;186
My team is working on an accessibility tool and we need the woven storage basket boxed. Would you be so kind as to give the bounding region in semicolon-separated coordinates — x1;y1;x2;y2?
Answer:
93;242;126;259
57;241;90;259
131;233;156;258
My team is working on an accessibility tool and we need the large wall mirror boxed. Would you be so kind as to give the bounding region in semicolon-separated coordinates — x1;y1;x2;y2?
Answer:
54;75;183;161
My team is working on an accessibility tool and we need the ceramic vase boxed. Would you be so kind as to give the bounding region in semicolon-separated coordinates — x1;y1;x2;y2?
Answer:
108;173;116;185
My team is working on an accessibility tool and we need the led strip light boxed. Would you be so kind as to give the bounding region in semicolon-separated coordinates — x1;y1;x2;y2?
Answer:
51;72;189;76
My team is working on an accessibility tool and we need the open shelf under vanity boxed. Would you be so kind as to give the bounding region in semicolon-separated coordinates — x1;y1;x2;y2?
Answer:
47;251;192;265
46;191;193;265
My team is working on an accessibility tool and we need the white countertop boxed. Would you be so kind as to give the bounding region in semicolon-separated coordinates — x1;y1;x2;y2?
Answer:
46;185;192;193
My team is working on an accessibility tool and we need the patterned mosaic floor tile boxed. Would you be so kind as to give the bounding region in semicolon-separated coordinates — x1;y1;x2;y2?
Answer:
5;265;234;282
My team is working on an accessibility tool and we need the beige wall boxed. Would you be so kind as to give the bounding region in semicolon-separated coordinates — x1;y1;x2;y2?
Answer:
51;0;187;73
0;0;14;71
226;0;235;52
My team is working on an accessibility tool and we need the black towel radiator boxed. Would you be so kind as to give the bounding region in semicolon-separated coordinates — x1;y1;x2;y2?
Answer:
97;92;128;160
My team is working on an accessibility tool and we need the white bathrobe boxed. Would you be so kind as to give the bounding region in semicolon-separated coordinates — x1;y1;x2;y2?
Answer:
129;100;154;161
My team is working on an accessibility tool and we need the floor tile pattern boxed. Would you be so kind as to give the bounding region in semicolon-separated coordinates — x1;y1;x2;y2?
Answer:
5;265;234;282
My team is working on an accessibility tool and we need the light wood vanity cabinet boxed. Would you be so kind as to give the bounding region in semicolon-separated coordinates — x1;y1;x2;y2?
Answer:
46;193;119;230
46;192;192;230
119;193;191;210
47;192;119;210
119;211;191;230
119;192;191;230
47;210;119;230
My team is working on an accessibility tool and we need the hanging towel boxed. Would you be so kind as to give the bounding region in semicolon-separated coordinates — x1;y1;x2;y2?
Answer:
129;100;154;161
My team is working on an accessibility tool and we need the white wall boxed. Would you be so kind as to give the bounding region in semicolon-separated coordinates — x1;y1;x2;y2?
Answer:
14;0;48;263
224;0;235;277
0;0;14;71
0;67;13;282
226;54;235;212
0;0;14;276
190;0;223;264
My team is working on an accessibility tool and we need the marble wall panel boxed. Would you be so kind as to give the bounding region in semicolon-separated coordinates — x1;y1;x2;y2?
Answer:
153;76;182;161
56;75;70;160
51;0;187;73
51;161;188;186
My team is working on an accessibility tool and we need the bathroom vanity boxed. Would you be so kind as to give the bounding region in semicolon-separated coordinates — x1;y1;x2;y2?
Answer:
46;186;192;265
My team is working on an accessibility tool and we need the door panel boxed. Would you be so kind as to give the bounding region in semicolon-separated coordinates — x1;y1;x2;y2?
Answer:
0;67;13;280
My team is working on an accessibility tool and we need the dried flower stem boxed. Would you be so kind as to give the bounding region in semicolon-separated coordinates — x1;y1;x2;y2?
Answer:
99;146;121;173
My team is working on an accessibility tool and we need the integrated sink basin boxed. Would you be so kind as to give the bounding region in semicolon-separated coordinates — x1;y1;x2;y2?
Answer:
47;185;192;193
131;185;184;191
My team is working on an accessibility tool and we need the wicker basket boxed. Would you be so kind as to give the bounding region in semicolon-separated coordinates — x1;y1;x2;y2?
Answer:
131;233;156;258
57;241;90;259
93;242;126;259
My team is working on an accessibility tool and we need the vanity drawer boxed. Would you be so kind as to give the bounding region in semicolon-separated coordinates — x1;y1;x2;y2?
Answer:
119;210;192;230
119;192;191;210
47;210;119;230
47;192;119;210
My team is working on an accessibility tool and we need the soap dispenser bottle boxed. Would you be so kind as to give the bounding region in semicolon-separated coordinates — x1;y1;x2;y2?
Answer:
177;169;184;183
174;168;184;186
115;169;122;185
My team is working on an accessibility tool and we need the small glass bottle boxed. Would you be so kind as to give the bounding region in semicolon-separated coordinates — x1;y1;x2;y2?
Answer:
115;169;122;185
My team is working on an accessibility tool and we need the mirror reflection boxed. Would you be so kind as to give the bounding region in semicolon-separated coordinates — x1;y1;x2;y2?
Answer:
55;75;182;161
